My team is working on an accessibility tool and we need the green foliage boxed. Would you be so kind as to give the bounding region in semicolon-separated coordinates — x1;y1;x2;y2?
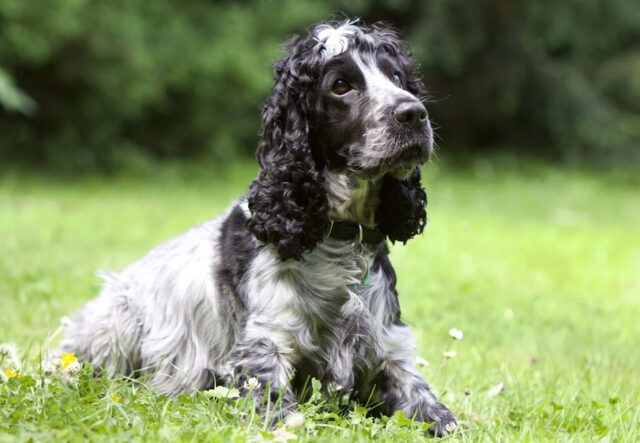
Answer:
1;160;639;440
1;0;639;168
0;0;328;170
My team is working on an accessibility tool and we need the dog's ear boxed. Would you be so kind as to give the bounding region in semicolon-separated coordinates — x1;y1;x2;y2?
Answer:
371;24;428;243
378;47;428;243
247;36;329;261
375;168;427;244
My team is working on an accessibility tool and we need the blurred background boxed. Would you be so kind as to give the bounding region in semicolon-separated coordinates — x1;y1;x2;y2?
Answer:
1;0;640;172
1;4;639;438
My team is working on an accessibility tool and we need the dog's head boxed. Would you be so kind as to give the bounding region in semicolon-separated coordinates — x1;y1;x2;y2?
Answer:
248;20;430;260
311;23;432;178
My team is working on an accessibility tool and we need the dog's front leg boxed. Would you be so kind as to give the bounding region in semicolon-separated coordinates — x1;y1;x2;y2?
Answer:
367;323;457;436
223;322;297;425
372;357;457;436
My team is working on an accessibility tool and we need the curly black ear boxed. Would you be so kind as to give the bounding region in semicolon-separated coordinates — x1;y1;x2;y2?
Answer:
370;23;428;243
247;36;329;261
378;45;428;244
375;168;427;244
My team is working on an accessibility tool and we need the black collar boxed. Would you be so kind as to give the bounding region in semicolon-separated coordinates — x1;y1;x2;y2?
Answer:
325;220;386;246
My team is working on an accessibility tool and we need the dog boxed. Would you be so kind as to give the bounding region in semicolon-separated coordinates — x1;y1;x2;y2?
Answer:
59;20;457;435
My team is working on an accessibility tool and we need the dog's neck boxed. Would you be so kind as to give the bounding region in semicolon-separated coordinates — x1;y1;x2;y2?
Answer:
324;170;381;229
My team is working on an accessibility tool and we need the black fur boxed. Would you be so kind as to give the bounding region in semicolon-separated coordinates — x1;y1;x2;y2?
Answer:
216;203;261;307
247;35;330;261
375;170;427;244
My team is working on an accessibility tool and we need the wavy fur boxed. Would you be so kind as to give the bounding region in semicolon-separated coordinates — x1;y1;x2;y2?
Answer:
247;35;329;261
376;169;427;243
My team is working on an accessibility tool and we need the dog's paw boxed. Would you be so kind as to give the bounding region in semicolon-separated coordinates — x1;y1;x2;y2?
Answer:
423;402;457;437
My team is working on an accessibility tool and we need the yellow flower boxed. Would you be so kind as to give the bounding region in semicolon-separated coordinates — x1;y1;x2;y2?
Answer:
4;368;19;378
61;353;77;369
112;394;120;403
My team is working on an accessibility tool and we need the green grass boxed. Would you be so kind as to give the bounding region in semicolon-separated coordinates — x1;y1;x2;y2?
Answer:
1;159;639;441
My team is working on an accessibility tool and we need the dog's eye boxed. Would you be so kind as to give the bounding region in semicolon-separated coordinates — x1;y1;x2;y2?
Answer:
392;73;402;88
331;79;351;95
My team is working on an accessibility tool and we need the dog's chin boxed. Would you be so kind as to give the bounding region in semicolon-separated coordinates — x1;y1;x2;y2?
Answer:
335;137;432;182
363;140;431;180
388;163;420;180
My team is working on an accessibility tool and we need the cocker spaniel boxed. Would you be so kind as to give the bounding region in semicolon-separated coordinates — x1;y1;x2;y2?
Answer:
59;20;457;435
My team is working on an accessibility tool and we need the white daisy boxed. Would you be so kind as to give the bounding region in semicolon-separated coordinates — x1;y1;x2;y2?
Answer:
448;328;463;340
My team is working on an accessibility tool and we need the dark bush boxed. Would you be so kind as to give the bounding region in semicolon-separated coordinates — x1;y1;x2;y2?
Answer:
1;0;639;169
0;0;328;170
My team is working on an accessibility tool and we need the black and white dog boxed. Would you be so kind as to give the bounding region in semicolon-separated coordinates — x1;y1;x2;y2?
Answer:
60;20;457;435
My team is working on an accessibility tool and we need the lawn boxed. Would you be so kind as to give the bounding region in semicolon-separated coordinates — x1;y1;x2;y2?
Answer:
1;158;639;441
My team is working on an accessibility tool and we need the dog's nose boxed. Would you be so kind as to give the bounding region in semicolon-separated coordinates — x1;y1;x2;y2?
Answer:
394;101;428;127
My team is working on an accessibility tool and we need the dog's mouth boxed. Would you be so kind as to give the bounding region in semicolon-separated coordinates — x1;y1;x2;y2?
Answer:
341;136;432;179
382;139;431;170
392;140;431;165
380;139;431;180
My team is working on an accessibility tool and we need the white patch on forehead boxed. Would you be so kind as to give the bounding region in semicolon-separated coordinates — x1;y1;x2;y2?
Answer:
352;52;416;104
315;23;359;59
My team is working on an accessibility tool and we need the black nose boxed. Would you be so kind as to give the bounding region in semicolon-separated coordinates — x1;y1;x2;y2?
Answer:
394;101;428;127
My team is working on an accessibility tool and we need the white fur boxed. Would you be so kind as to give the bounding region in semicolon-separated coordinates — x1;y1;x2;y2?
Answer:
315;21;360;58
60;218;228;396
324;170;381;228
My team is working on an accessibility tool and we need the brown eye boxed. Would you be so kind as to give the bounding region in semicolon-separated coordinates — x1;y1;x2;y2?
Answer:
332;79;351;95
392;73;402;88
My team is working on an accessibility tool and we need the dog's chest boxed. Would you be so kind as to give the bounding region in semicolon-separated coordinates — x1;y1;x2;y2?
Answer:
245;243;391;389
292;250;389;389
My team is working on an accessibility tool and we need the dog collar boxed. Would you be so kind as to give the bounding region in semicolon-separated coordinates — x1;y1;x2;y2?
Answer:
325;220;386;246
